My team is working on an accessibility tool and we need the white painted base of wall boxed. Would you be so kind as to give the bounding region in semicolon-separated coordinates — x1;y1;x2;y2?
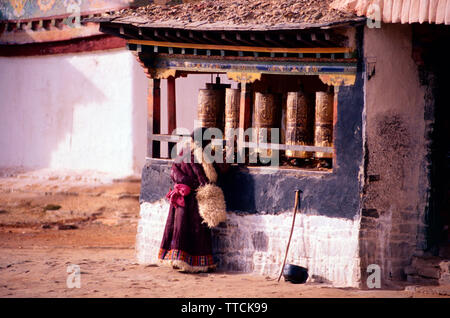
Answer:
136;200;361;287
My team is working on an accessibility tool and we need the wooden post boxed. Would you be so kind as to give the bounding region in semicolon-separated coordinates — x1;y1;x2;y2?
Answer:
238;82;252;163
167;76;177;157
314;90;334;159
147;78;161;158
238;82;252;140
332;86;339;169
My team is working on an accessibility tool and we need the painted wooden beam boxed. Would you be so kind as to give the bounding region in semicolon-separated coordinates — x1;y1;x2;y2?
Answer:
152;57;357;77
0;34;126;56
127;39;352;54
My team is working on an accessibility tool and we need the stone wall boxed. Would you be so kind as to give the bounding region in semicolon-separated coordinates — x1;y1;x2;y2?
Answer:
136;200;361;287
360;23;430;286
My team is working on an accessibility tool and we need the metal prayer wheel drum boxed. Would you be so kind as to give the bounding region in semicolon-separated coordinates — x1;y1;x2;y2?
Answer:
314;91;334;158
254;92;278;156
285;91;311;159
197;87;226;130
224;88;240;140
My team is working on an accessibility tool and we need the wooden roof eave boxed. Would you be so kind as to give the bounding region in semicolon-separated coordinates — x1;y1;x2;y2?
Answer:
88;15;366;32
96;18;363;49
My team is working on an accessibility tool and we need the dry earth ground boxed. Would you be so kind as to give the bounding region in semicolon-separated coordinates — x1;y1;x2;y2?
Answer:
0;169;449;298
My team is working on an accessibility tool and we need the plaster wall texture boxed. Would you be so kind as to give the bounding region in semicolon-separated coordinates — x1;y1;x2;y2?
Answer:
361;23;429;283
136;200;361;287
0;49;148;177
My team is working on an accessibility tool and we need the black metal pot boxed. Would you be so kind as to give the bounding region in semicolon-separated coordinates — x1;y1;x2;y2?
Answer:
283;264;308;284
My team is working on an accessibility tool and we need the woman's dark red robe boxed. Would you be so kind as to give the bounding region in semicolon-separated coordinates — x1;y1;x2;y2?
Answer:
158;151;218;272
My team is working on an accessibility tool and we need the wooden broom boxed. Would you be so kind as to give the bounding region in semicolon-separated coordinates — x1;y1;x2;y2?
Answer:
277;189;302;283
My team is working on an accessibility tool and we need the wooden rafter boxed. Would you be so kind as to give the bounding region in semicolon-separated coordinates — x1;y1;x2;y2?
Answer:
97;20;353;49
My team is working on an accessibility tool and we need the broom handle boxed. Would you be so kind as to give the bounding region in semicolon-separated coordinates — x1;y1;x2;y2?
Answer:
277;190;301;283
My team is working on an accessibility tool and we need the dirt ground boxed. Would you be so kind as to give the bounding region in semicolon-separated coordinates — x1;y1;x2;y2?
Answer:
0;169;449;298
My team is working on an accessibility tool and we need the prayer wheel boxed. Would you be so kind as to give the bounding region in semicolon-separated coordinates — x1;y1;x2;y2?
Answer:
197;85;227;130
254;92;278;156
314;91;334;158
285;91;311;158
224;88;240;140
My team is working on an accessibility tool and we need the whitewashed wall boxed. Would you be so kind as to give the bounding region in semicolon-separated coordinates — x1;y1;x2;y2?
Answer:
0;52;231;177
136;200;361;287
0;49;148;177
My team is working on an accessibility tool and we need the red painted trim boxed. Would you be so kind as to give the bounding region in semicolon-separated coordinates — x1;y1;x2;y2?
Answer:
0;34;126;57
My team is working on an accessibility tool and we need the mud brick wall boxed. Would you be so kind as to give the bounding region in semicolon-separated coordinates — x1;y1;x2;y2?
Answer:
360;24;430;285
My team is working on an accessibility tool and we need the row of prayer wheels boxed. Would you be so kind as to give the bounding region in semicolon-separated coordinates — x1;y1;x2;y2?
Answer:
285;90;334;159
197;83;240;140
197;85;334;159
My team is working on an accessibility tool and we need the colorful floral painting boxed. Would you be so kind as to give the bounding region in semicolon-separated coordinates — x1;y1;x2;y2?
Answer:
9;0;27;17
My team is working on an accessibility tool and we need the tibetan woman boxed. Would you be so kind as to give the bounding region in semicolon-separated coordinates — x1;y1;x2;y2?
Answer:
158;129;229;272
